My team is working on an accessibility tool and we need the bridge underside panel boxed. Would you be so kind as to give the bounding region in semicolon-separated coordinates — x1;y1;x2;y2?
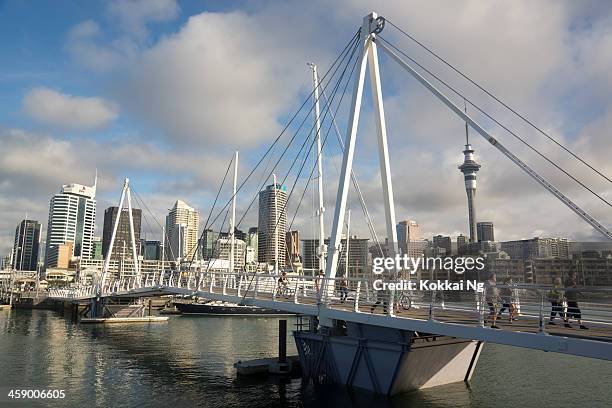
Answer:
294;321;482;395
392;338;481;393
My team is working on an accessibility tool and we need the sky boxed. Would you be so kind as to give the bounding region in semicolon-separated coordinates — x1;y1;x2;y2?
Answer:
1;0;612;255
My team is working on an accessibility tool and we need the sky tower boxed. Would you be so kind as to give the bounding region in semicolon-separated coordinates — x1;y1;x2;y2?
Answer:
458;103;481;243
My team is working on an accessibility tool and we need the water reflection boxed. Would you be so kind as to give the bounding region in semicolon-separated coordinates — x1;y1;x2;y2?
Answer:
1;309;610;408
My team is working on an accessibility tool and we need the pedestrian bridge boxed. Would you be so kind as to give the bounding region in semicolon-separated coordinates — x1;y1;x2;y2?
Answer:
47;271;612;363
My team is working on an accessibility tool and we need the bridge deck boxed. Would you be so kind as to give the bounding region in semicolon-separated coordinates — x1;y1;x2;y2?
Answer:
217;286;612;343
46;274;612;360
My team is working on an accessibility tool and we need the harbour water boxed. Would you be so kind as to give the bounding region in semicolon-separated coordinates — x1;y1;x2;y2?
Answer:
0;309;610;407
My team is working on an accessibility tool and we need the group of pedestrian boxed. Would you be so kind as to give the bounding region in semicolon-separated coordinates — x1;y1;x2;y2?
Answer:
548;274;588;330
484;274;518;329
484;273;588;330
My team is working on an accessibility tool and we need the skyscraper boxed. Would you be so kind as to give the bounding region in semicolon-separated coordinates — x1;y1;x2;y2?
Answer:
477;221;495;242
45;180;96;267
199;229;220;260
458;113;481;243
102;206;142;260
457;234;467;250
165;200;199;262
396;219;421;256
257;182;287;268
12;219;41;271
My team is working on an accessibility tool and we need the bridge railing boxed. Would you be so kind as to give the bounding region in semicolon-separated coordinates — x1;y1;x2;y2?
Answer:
48;271;612;333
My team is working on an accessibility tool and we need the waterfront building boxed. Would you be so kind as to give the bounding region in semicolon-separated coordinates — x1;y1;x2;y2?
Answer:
302;236;369;279
46;241;74;269
91;236;103;260
246;227;258;264
214;238;246;271
199;229;220;260
397;219;422;258
234;228;247;242
165;200;199;262
12;219;41;271
45;180;96;267
477;222;495;242
501;238;569;260
141;240;162;261
433;235;452;256
457;234;467;254
245;246;257;264
257;183;287;268
102;206;142;260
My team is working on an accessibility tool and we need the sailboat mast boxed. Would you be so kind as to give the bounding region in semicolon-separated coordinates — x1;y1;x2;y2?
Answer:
308;62;326;275
229;151;238;273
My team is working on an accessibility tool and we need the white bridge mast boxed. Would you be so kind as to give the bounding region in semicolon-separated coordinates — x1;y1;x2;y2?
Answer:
322;12;398;306
100;178;141;291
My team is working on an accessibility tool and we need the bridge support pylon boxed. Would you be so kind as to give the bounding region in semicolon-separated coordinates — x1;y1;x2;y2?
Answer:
294;320;482;395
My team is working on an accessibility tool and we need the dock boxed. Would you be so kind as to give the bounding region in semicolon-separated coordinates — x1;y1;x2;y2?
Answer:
80;316;169;324
234;319;300;376
234;355;300;375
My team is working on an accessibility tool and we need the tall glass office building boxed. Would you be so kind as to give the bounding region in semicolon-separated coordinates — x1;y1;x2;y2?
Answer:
45;181;96;267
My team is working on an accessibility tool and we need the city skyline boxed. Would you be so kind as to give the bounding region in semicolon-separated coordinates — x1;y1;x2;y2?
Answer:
2;1;612;255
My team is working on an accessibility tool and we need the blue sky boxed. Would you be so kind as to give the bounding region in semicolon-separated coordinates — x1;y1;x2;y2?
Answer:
1;0;612;254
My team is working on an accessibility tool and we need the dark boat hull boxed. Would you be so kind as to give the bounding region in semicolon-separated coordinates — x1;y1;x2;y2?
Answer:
175;302;294;316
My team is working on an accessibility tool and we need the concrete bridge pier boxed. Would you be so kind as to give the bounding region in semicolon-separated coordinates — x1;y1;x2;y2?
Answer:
294;320;482;395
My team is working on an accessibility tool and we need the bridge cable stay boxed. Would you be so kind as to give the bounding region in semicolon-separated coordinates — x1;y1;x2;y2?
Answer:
183;154;234;266
376;35;612;209
372;35;612;240
161;30;359;289
189;36;360;291
129;190;180;285
283;49;363;252
384;18;612;185
278;42;362;277
230;33;361;233
131;188;178;264
254;37;361;258
236;38;361;301
285;65;363;279
183;31;361;283
192;30;361;244
182;31;360;271
230;35;360;271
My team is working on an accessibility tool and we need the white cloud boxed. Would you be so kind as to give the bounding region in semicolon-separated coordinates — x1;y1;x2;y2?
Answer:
22;87;118;131
107;0;180;39
115;10;323;148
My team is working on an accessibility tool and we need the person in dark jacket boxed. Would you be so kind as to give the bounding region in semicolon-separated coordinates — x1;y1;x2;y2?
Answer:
564;275;588;330
548;277;564;325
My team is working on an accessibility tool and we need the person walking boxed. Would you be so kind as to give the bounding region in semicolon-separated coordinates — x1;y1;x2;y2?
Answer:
497;277;517;323
547;277;564;325
339;277;349;303
564;274;588;330
484;274;500;329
